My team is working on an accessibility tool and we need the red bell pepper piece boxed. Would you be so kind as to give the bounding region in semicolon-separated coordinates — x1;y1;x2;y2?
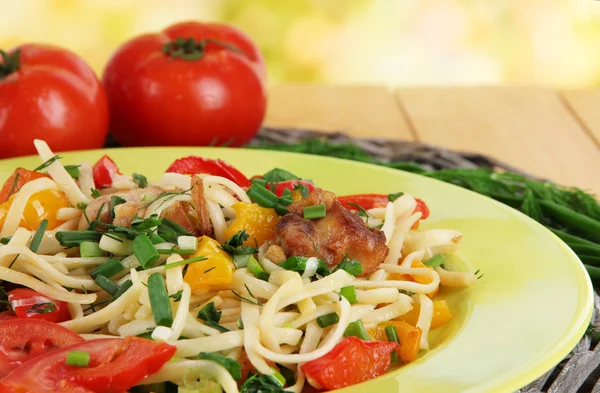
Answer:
166;156;251;188
273;180;315;197
93;155;121;188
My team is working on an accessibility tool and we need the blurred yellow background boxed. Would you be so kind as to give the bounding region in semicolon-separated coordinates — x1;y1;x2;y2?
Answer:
1;0;599;87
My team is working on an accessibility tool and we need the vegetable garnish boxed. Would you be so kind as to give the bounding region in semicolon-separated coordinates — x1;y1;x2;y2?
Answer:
90;258;124;279
332;254;363;276
64;165;81;179
303;204;326;219
247;255;269;281
197;302;229;332
55;230;103;247
94;274;119;296
339;286;358;304
247;182;292;215
317;312;340;328
33;155;62;172
388;192;404;202
29;219;48;253
80;241;102;258
198;352;242;381
279;256;331;278
220;229;259;267
294;183;310;198
169;290;183;302
262;168;302;183
157;218;193;243
384;326;401;362
109;195;127;218
26;302;56;314
343;320;370;341
163;255;208;270
133;233;160;269
240;373;287;392
90;188;101;198
424;254;446;268
113;279;133;300
66;351;90;368
148;273;173;327
232;284;263;306
132;173;148;188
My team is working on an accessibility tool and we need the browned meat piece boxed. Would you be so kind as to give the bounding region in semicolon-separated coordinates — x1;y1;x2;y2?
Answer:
113;202;140;227
191;176;213;236
287;188;337;215
264;244;287;264
78;186;163;229
274;189;388;276
161;201;202;236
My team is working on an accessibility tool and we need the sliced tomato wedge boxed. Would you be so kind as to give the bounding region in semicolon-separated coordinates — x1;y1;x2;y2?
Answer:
8;288;71;323
0;319;85;378
301;337;399;390
0;337;175;393
166;156;251;187
92;155;121;188
0;168;49;203
339;194;430;223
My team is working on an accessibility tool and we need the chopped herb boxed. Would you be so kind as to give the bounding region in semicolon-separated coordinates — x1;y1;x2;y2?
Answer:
388;192;404;202
169;290;183;302
399;289;416;296
332;254;363;276
144;187;192;210
294;183;310;198
276;364;295;387
29;219;48;253
339;286;358;304
131;215;162;231
221;230;259;267
90;259;124;279
0;236;10;245
132;173;148;188
26;302;56;314
157;218;192;243
247;256;269;281
347;203;373;224
262;168;301;183
34;155;62;171
109;196;127;218
279;256;331;277
232;284;263;306
198;352;242;381
64;165;80;179
148;273;173;327
91;188;101;198
197;302;221;323
163;255;207;270
77;202;88;210
239;372;287;393
6;172;20;199
423;254;446;268
204;266;216;274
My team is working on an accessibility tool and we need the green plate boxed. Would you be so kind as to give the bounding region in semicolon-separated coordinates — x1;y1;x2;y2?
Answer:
0;147;593;393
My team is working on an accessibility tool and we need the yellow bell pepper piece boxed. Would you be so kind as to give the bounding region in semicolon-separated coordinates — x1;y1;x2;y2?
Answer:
367;321;422;363
395;300;453;330
184;236;235;291
223;202;279;247
0;189;70;231
410;260;439;298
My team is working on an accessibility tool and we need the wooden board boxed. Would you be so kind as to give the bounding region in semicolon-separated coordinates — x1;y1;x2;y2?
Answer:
265;84;413;140
561;89;600;147
395;87;600;193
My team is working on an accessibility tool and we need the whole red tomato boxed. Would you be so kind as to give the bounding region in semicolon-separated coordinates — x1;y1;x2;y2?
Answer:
103;21;267;148
0;44;109;159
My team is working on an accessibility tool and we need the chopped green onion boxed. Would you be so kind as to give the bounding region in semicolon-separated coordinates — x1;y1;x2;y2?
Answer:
198;352;242;381
276;364;296;387
56;231;102;247
177;236;198;251
132;173;148;188
205;321;230;333
247;183;279;208
332;255;363;276
270;368;286;387
388;192;404;202
94;274;119;296
131;215;163;231
34;155;62;171
90;258;124;279
80;241;102;257
133;233;159;269
424;254;446;268
64;165;81;179
157;247;195;255
237;317;244;330
149;233;166;244
280;256;331;277
169;289;183;302
29;219;48;253
113;279;133;300
294;183;310;198
247;256;269;281
303;204;326;219
197;302;221;322
99;235;132;255
384;325;400;362
339;286;358;304
316;312;339;328
0;236;11;245
109;196;127;218
91;188;101;198
65;351;90;367
262;168;301;182
163;255;207;270
343;320;370;341
157;218;192;242
148;273;173;327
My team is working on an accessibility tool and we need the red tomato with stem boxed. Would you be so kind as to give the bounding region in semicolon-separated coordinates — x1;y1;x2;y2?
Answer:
103;21;267;148
0;337;175;393
301;337;400;390
7;288;71;323
0;44;109;159
166;156;251;187
0;319;85;377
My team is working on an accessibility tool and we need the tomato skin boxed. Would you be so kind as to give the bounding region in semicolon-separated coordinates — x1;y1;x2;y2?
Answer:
273;180;315;197
92;155;121;188
166;156;251;187
0;168;49;203
0;319;85;378
301;337;399;390
0;337;175;393
414;198;430;220
338;194;390;211
0;44;108;159
103;21;266;148
7;288;71;323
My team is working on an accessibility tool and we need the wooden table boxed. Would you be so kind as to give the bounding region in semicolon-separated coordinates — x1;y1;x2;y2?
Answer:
265;84;600;194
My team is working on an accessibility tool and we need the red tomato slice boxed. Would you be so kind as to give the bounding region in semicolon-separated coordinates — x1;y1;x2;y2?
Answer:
0;168;49;203
301;337;399;390
166;156;251;187
7;288;71;323
414;198;430;220
0;319;85;378
92;155;121;188
0;337;175;393
338;194;390;211
0;311;16;321
272;180;315;197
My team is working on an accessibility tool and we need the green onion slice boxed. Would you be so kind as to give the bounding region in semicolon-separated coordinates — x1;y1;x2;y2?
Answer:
80;241;102;258
303;204;326;219
148;273;173;327
65;350;90;367
384;325;400;362
94;274;119;296
343;320;370;341
339;286;358;304
29;219;48;253
133;233;160;269
90;258;124;279
424;254;446;268
316;312;339;328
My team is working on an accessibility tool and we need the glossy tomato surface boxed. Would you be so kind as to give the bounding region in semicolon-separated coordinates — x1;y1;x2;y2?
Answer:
103;21;266;148
0;44;108;158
